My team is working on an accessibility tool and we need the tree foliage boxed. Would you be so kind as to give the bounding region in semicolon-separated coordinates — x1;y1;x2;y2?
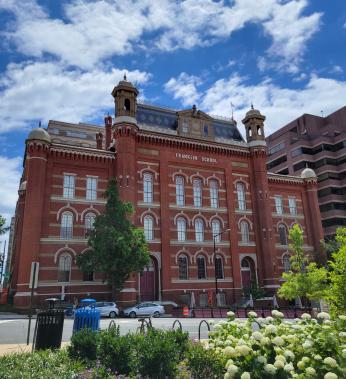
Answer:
76;178;150;296
0;215;9;235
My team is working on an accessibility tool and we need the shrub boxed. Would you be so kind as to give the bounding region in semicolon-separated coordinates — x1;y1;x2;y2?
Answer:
0;349;85;379
68;328;99;363
187;341;225;379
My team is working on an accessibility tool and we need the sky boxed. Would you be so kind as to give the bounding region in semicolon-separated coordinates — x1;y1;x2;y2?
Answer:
0;0;345;243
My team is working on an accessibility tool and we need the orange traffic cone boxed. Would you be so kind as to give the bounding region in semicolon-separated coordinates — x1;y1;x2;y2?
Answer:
183;306;189;317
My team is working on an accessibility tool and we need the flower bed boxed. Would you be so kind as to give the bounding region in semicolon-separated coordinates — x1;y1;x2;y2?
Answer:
207;311;346;379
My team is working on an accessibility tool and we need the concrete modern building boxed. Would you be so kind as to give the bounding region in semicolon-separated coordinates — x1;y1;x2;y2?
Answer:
266;107;346;239
8;78;324;308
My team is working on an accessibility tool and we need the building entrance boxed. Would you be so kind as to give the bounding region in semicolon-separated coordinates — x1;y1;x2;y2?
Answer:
140;257;158;301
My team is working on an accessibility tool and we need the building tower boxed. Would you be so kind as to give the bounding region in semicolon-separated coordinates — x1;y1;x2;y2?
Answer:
242;107;277;289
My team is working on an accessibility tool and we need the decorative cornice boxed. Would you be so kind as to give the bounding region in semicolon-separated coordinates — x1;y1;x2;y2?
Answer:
136;130;250;157
50;143;115;161
267;172;304;185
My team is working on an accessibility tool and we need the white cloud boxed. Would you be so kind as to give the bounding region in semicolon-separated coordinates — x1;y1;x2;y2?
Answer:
165;72;346;136
0;61;150;133
0;156;22;223
164;72;202;106
1;0;322;72
330;65;343;74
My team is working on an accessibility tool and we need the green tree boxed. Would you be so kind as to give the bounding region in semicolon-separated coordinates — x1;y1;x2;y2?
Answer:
278;224;328;304
0;215;9;235
77;178;150;298
326;228;346;316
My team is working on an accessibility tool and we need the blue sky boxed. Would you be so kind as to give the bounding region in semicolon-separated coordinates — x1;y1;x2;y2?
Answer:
0;0;346;231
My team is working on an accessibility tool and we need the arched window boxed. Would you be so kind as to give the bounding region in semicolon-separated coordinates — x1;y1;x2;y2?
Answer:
144;215;154;241
197;256;206;279
58;254;72;282
257;125;262;135
209;180;218;208
278;224;288;245
240;221;250;243
193;178;202;207
143;173;153;203
282;254;291;273
178;255;188;280
237;183;246;210
177;217;186;241
215;255;224;279
85;213;96;237
124;98;131;111
175;176;185;206
211;219;221;242
194;218;204;242
61;212;73;239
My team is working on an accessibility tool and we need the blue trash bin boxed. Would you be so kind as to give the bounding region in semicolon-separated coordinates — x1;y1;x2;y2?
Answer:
73;306;100;333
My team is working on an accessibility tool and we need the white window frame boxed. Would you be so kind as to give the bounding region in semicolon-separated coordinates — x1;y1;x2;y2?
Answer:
144;215;154;241
194;218;204;242
60;212;73;239
177;217;186;241
240;221;249;243
193;178;202;207
209;180;218;208
58;254;72;282
289;197;297;215
275;195;283;215
63;174;75;199
86;177;97;201
85;212;96;237
175;176;185;206
282;254;291;273
212;219;221;242
237;183;246;211
143;173;153;203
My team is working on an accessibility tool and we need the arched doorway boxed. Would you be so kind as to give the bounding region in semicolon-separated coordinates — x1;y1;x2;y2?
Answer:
240;257;256;289
140;257;158;301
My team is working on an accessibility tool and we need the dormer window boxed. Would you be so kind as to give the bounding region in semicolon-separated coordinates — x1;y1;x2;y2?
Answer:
203;124;209;137
182;119;188;133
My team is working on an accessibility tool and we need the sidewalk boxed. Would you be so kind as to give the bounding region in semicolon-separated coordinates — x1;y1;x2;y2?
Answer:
0;312;30;320
0;342;70;356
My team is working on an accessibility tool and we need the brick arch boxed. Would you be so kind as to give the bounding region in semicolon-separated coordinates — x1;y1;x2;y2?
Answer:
54;246;77;264
209;214;225;228
237;216;253;230
214;248;228;264
276;220;289;231
57;205;78;222
234;178;249;190
192;213;208;226
140;209;159;225
190;173;206;185
171;170;188;183
193;249;210;264
80;207;100;221
206;175;222;186
173;212;191;226
138;167;159;180
176;249;192;265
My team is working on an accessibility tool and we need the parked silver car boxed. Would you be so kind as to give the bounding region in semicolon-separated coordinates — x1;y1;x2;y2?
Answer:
123;302;165;318
94;301;119;318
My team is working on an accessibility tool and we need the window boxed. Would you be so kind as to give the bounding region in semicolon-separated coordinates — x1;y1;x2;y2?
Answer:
58;254;72;282
240;221;249;243
212;219;221;242
237;183;246;210
177;217;186;241
203;124;209;137
193;178;202;207
289;197;297;215
209;180;218;208
124;98;130;111
178;255;188;280
83;271;94;281
215;255;224;279
63;175;75;199
282;254;291;273
143;173;153;203
275;195;283;214
86;177;97;200
278;224;288;245
61;212;73;239
175;176;185;206
194;218;204;242
199;293;208;307
182;119;189;133
197;256;206;279
144;216;153;241
85;213;96;237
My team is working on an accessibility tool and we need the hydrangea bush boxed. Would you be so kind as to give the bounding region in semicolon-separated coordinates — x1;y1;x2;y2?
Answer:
207;311;346;379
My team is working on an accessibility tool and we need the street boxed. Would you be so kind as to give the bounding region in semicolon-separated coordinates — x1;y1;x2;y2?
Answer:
0;315;220;345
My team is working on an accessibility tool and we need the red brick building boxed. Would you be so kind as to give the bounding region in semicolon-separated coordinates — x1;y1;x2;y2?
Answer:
8;79;324;308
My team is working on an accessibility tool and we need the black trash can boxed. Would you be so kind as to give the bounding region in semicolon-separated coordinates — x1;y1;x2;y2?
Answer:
34;309;65;350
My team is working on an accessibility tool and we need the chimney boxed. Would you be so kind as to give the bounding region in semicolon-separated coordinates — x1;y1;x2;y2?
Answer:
96;131;103;149
104;114;112;149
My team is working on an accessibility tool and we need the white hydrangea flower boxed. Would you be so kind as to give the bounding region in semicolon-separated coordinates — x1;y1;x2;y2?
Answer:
237;338;247;346
266;316;274;322
323;357;337;367
324;373;338;379
252;331;263;341
272;310;284;318
342;349;346;358
248;311;257;318
224;346;236;358
260;337;270;346
241;372;251;379
275;355;286;362
297;361;305;370
338;315;346;321
306;367;316;375
301;313;311;320
227;311;235;318
272;336;284;346
274;360;285;369
265;325;277;334
264;364;277;374
302;357;310;363
324;320;332;325
227;364;238;375
314;354;322;361
257;356;267;364
224;373;231;379
302;340;313;349
317;312;330;320
284;350;295;359
226;359;234;368
235;345;252;356
284;363;294;372
339;332;346;337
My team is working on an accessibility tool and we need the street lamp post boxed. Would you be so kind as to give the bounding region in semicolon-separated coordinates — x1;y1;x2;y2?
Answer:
213;228;230;307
